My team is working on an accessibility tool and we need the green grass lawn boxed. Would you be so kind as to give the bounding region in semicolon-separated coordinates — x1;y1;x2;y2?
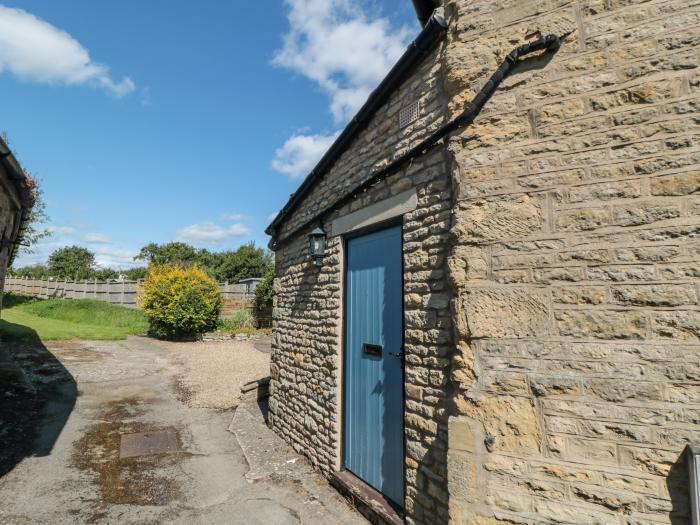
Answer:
0;292;149;341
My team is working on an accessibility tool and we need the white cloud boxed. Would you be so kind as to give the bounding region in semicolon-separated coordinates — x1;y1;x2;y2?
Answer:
0;6;135;97
220;213;250;222
47;224;77;235
271;131;340;179
12;223;140;270
84;233;112;244
12;238;64;267
176;222;250;247
94;246;139;268
273;0;413;122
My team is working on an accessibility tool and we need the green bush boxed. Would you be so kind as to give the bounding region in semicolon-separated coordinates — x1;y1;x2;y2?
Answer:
138;264;222;339
2;291;38;308
217;308;272;335
230;309;255;329
254;266;274;313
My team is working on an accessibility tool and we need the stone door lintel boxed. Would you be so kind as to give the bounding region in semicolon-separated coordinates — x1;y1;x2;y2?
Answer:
331;188;418;237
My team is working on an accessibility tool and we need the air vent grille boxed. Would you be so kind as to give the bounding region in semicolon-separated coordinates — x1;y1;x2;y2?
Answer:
399;100;420;128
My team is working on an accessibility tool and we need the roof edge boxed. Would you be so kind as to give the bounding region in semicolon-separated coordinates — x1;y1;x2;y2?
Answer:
0;137;33;208
265;11;447;237
412;0;440;26
0;136;35;266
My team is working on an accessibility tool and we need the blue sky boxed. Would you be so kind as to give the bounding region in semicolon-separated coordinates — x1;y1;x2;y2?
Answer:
2;0;420;268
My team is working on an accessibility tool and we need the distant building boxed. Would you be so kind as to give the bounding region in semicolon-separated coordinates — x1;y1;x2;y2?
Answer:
265;1;700;524
0;137;34;315
238;277;262;294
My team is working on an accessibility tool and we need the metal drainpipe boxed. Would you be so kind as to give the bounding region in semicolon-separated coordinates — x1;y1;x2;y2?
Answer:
269;33;567;250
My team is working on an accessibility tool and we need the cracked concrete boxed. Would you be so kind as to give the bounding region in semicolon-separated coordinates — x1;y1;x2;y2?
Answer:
0;336;364;524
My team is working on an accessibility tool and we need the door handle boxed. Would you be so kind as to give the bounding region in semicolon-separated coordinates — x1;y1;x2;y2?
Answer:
389;351;405;358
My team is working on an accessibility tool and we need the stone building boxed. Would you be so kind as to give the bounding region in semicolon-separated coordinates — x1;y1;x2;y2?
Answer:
0;136;34;314
265;1;700;524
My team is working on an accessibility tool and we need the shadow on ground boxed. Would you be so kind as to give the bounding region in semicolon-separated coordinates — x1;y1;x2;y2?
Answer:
0;320;77;478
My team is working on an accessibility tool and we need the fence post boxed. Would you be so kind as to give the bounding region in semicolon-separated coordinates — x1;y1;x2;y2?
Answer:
121;280;125;306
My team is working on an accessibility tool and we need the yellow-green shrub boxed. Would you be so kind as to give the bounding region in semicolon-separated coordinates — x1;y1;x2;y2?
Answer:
138;264;222;339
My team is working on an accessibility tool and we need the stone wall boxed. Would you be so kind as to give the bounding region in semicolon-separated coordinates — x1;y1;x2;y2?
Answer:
270;149;454;523
444;1;700;524
268;31;456;523
270;0;700;523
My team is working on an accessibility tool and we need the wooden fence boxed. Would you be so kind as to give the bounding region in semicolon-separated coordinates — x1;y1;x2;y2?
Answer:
5;277;254;311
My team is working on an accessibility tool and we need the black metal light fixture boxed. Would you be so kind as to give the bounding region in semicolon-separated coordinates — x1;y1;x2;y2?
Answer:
308;225;326;267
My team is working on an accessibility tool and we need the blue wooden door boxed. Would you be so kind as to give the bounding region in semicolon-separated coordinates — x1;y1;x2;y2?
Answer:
344;225;404;507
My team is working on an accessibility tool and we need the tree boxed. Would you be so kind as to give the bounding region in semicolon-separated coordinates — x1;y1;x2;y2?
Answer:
133;241;273;283
16;177;51;254
124;267;148;280
254;265;275;314
135;242;203;266
207;243;273;283
48;246;95;279
7;263;48;278
92;268;120;280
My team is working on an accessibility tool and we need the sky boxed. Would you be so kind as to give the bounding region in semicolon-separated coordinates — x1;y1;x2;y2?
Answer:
2;0;421;269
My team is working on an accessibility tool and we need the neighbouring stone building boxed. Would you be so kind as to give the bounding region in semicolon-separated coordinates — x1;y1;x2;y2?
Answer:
0;136;33;314
266;1;700;524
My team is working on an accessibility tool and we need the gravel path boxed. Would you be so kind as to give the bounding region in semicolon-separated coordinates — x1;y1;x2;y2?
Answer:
154;339;271;409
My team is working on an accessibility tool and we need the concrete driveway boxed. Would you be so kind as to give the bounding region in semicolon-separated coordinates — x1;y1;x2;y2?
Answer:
0;336;364;524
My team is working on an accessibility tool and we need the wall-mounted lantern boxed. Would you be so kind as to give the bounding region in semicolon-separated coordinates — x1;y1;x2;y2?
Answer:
688;445;700;524
308;225;326;267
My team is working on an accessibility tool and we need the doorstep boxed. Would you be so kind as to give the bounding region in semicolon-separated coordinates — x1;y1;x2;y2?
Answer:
331;470;404;525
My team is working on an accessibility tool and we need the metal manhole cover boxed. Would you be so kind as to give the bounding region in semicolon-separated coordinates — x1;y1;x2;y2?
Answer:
119;430;179;459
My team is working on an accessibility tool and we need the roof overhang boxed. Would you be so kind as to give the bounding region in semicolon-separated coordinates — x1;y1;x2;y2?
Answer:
266;11;446;239
0;136;35;265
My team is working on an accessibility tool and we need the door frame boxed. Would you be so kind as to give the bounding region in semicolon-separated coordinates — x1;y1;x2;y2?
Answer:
339;217;407;510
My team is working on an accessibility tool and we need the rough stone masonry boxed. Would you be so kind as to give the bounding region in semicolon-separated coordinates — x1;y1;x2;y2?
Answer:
268;1;700;524
446;0;700;524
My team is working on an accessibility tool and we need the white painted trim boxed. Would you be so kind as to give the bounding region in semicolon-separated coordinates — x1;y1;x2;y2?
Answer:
331;188;417;237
